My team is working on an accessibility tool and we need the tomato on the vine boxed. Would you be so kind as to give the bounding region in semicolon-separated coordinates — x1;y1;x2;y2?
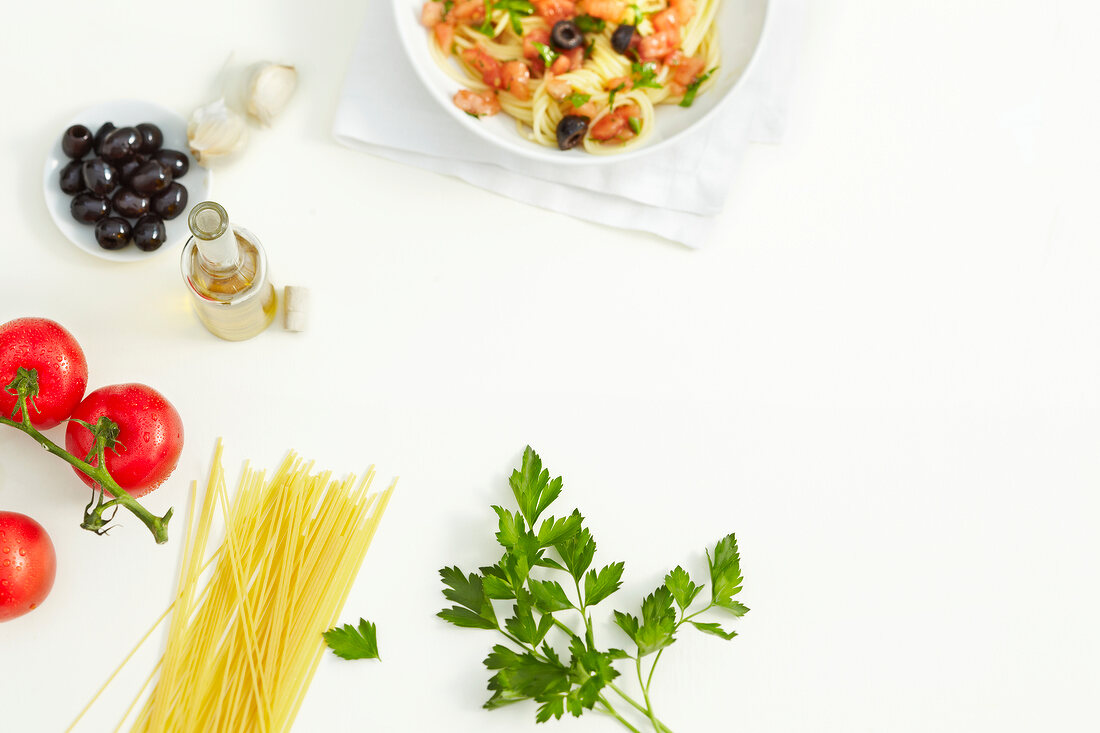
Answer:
0;511;57;622
0;318;88;429
65;383;184;499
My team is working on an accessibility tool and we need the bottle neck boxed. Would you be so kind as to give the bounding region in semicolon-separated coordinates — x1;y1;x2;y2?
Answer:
196;226;240;272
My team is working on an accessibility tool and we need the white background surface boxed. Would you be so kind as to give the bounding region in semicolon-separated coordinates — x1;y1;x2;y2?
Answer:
1;1;1099;732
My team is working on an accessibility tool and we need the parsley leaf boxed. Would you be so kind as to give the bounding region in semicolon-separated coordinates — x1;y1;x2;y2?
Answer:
630;61;662;90
323;618;381;661
567;91;591;108
484;644;572;708
438;566;498;629
707;532;749;616
574;14;605;33
555;526;596;580
475;0;496;36
532;42;559;68
442;0;454;17
529;579;574;612
537;510;583;547
494;0;534;34
608;82;626;108
628;116;642;135
690;620;738;640
679;66;717;108
664;565;703;610
584;562;625;607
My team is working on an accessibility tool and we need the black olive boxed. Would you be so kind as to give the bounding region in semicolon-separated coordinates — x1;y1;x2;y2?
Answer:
61;124;93;159
59;160;85;194
154;149;189;178
136;123;163;154
92;122;116;155
70;193;110;224
130;160;171;195
132;214;167;252
555;115;589;150
112;188;150;218
152;182;188;219
100;126;141;163
81;158;118;196
611;24;636;54
551;20;583;50
94;217;132;250
119;157;144;185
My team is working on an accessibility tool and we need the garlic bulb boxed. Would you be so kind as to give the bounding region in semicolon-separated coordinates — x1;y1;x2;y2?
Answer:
245;63;297;126
188;98;249;166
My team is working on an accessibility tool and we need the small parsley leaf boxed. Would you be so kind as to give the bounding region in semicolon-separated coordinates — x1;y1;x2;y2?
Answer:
537;510;583;547
532;42;559;68
707;533;747;615
555;526;596;581
679;66;717;108
509;446;563;525
583;562;625;607
574;14;605;33
628;116;642;135
529;579;574;613
690;620;738;640
567;91;591;108
664;565;703;611
323;618;380;661
630;61;662;90
438;566;498;629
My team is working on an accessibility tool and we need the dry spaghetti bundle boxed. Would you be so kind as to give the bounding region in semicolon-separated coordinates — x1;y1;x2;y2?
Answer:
69;440;395;733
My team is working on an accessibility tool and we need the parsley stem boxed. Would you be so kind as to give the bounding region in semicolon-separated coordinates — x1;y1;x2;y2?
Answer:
608;683;675;733
598;695;644;733
636;656;663;731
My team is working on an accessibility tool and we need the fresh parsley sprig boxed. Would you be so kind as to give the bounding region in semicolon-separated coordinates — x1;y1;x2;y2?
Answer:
630;62;662;90
438;447;750;732
574;14;606;33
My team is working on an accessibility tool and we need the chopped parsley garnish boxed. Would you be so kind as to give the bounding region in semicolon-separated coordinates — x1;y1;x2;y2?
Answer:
574;14;606;33
607;82;626;108
567;92;591;108
628;3;643;24
630;61;662;90
584;38;595;59
442;0;454;18
533;42;558;67
679;66;717;108
627;116;642;135
494;0;534;35
475;0;496;36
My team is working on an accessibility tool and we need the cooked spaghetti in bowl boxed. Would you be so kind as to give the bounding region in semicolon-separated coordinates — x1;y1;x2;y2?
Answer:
395;0;768;161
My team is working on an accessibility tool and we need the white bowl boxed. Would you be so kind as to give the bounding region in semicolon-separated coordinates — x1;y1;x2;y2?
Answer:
394;0;769;164
43;100;212;263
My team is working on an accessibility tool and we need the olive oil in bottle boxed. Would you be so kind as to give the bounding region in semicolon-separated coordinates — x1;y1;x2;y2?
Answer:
181;201;277;341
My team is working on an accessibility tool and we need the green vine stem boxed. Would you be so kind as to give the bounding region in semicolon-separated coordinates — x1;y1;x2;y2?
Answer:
0;368;172;544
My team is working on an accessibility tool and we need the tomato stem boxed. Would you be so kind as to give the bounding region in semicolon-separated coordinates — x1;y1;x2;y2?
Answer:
0;375;172;544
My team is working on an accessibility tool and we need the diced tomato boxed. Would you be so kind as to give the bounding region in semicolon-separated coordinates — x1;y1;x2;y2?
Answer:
550;54;572;75
638;29;679;62
563;46;584;70
534;0;576;23
671;0;695;23
454;89;501;116
589;103;640;142
582;0;627;23
452;0;485;22
651;8;681;33
567;101;598;117
545;78;572;100
502;61;532;100
421;1;445;26
434;21;456;51
671;54;706;86
462;47;506;88
604;75;631;91
523;28;551;60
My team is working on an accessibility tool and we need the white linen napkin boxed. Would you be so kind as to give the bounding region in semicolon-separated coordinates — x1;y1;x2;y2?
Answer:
333;0;802;248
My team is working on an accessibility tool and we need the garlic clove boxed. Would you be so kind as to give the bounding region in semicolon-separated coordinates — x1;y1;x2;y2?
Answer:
187;97;249;167
245;63;297;127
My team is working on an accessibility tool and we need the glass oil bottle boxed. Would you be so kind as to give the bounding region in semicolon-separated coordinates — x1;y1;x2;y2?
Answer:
181;201;277;341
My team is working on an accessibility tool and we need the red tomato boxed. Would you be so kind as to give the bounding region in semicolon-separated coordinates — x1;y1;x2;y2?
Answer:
0;318;88;430
0;512;57;622
65;384;184;499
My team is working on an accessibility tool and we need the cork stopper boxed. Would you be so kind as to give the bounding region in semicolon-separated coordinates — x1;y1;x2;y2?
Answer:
283;286;310;332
